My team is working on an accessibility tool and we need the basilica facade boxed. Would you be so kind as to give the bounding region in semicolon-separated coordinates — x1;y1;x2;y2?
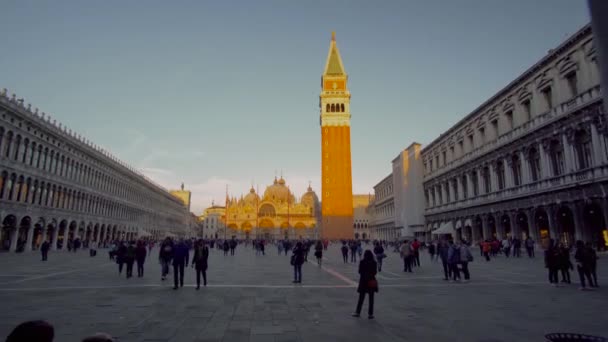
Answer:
223;177;320;240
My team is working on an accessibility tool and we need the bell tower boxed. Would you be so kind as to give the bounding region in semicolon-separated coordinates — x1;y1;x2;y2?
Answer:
319;32;354;239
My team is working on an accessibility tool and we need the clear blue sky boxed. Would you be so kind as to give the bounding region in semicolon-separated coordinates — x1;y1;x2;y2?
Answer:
0;0;590;213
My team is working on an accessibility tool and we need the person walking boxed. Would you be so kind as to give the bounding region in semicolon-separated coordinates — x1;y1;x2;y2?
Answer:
89;240;97;257
314;241;323;266
341;242;349;263
525;237;535;258
350;242;358;263
352;250;378;319
459;240;473;282
223;240;229;256
574;240;594;290
428;241;436;262
411;239;421;267
40;239;50;261
373;242;385;272
116;242;127;275
125;241;136;279
291;242;305;283
545;239;560;286
586;242;599;288
135;241;147;277
159;237;174;281
482;240;491;261
501;237;511;258
192;240;209;289
172;239;188;289
558;243;572;284
447;240;461;282
400;240;412;273
513;237;521;258
438;240;450;280
229;238;237;256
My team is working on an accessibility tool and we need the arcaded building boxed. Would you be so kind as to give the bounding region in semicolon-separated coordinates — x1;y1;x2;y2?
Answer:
0;89;191;252
421;24;606;248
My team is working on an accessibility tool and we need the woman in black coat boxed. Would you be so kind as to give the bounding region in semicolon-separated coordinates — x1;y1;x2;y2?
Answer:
192;240;209;290
353;250;378;319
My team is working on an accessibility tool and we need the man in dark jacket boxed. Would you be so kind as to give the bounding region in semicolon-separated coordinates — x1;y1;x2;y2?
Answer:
437;240;450;280
172;239;189;289
158;237;174;281
40;239;50;261
292;242;305;283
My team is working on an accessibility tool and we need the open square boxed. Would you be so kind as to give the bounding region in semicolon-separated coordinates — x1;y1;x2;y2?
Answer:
0;245;606;341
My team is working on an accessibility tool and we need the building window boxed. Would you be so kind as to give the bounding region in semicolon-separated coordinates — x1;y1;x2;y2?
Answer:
512;155;522;186
425;191;429;207
472;171;479;196
435;155;439;169
574;129;593;170
491;120;498;139
483;167;491;193
458;141;464;156
461;175;468;199
452;179;458;201
542;87;553;111
505;111;514;130
522;99;531;122
445;182;450;203
468;134;474;150
550;140;565;176
442;151;447;165
449;146;454;161
529;147;541;181
424;162;427;173
566;72;578;97
496;161;505;190
479;127;485;144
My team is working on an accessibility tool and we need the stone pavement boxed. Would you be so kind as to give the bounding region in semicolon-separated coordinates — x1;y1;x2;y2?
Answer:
0;244;607;342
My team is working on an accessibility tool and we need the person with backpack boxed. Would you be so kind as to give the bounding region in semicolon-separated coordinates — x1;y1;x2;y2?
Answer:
135;240;147;277
291;242;305;283
158;237;174;281
125;241;136;279
459;240;473;282
192;239;209;290
341;242;349;263
447;240;461;282
437;240;450;280
352;250;378;319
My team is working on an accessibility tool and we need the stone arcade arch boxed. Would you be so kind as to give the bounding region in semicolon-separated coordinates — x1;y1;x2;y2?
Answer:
583;202;606;250
1;215;17;251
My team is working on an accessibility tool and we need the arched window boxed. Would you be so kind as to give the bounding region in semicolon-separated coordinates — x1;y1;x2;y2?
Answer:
21;138;29;163
549;140;565;176
13;135;22;160
0;171;7;199
341;104;345;112
512;155;521;186
529;148;541;181
461;175;468;199
330;104;335;112
7;173;16;200
496;161;505;190
4;131;13;158
574;129;593;170
482;167;491;193
326;104;330;112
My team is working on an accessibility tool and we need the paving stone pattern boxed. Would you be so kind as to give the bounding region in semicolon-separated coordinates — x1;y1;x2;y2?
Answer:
0;244;607;341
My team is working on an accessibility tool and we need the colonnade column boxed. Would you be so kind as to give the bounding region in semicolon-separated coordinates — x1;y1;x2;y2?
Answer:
539;141;552;179
24;226;33;252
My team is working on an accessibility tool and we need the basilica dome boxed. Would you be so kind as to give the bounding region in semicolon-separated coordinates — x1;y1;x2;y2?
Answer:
243;187;260;204
264;177;294;202
300;184;319;207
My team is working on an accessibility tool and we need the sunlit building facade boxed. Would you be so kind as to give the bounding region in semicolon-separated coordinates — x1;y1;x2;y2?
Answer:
223;177;320;240
198;204;225;239
0;89;191;252
420;24;607;248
